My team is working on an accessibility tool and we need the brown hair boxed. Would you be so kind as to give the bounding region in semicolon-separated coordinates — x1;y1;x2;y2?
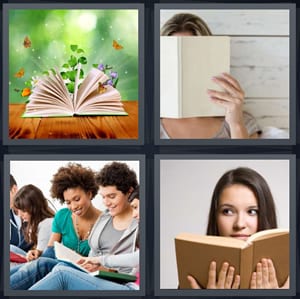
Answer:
95;162;138;194
161;13;212;36
206;167;277;235
14;184;55;246
50;163;98;205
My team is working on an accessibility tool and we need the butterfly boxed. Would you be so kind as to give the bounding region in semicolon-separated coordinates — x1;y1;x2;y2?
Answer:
98;82;107;94
112;40;123;50
14;67;25;78
21;87;31;97
23;36;32;48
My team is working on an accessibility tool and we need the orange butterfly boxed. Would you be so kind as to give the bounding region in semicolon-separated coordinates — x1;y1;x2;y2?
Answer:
14;67;25;78
21;87;31;97
23;36;32;48
98;82;107;94
112;40;123;50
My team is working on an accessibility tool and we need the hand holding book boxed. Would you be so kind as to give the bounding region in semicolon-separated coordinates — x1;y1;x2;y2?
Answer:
187;258;289;289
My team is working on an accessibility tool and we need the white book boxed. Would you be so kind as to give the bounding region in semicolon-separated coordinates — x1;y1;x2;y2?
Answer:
160;36;230;118
23;64;127;118
54;241;98;275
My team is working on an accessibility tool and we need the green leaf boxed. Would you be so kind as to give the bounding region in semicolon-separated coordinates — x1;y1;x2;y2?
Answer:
113;77;119;88
25;99;30;104
60;71;68;80
92;63;98;68
24;80;31;86
62;63;69;68
77;48;84;53
42;71;49;75
70;44;78;52
68;55;77;67
78;56;87;64
66;82;75;93
79;69;84;79
67;70;77;82
50;68;56;75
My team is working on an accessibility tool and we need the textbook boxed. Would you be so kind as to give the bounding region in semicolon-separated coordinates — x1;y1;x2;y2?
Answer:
10;251;27;263
54;241;136;282
96;270;137;284
175;228;289;289
22;64;127;117
160;36;230;118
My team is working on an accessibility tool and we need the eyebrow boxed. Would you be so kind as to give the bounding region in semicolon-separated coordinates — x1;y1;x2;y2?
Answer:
218;204;259;209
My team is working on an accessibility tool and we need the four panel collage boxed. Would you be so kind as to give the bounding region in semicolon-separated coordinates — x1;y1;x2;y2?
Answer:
1;2;297;298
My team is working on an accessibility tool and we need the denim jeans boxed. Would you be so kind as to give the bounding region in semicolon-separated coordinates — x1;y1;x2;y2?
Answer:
10;257;59;289
10;244;27;256
29;264;137;290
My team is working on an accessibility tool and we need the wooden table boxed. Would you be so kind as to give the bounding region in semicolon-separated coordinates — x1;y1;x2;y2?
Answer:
9;101;138;139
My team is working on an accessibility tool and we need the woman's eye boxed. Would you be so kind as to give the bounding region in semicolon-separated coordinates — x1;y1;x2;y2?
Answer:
248;209;258;215
222;208;233;215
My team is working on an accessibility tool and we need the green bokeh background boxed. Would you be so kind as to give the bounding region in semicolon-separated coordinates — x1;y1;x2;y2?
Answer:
9;9;139;103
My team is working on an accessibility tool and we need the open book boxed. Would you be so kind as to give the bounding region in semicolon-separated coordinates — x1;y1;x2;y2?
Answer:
54;241;137;283
54;241;99;275
160;36;230;118
22;64;127;117
175;228;289;289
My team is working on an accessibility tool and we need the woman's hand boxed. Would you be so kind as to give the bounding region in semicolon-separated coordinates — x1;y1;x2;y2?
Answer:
207;73;248;138
76;256;102;272
187;261;240;289
26;249;41;261
250;258;290;289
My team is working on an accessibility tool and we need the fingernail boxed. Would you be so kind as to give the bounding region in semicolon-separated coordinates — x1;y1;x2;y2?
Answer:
211;76;217;81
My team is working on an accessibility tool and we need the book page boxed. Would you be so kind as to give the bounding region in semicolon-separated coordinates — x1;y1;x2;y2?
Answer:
23;70;74;117
74;68;109;111
75;85;126;115
160;37;181;117
54;242;98;275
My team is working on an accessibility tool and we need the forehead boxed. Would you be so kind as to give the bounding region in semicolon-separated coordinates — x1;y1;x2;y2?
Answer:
99;185;119;196
63;187;84;198
171;30;194;36
219;184;258;207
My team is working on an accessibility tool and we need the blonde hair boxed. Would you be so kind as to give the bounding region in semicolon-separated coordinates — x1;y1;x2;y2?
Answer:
161;13;212;36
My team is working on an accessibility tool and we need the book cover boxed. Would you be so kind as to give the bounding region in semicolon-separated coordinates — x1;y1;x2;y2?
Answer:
10;251;27;263
160;36;230;118
175;228;289;289
96;270;137;283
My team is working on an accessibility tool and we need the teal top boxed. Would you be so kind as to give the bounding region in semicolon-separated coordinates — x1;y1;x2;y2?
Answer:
52;208;90;256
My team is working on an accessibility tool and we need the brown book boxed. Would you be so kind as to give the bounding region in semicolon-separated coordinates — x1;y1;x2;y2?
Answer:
175;228;289;289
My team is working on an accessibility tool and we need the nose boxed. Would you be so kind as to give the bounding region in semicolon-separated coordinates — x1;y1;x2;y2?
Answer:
102;197;111;207
70;202;78;211
233;212;246;230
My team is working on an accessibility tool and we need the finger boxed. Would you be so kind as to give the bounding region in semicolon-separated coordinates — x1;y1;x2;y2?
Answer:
224;266;235;289
217;262;229;288
220;73;243;91
261;258;269;286
250;272;257;289
209;96;236;111
187;275;201;289
207;89;242;104
232;274;240;289
207;261;217;288
256;262;263;288
212;76;243;99
76;258;86;265
267;259;279;288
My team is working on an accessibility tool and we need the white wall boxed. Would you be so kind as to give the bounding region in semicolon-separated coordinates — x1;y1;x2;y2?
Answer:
10;160;140;212
160;159;290;288
160;9;290;132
